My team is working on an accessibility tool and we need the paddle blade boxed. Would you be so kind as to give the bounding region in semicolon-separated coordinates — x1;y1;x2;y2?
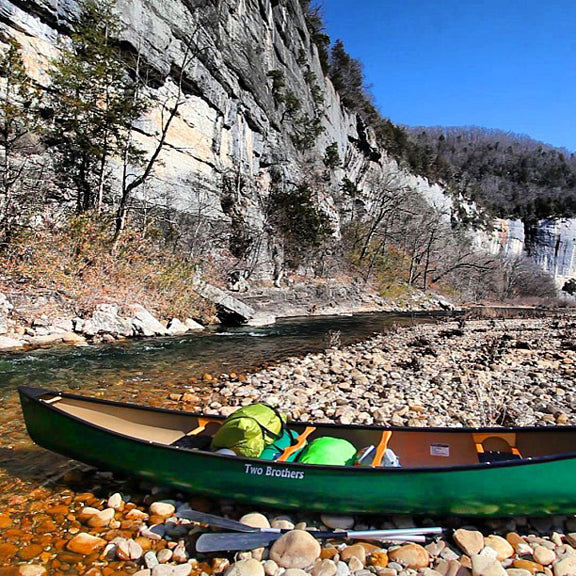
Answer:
176;509;260;533
196;531;282;552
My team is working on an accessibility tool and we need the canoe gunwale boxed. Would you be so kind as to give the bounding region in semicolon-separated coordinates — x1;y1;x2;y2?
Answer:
18;385;576;475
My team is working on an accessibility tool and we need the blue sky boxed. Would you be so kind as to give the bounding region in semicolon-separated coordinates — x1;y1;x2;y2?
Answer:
322;0;576;152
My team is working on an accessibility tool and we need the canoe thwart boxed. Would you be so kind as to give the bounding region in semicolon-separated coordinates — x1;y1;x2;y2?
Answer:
277;426;316;462
372;431;393;466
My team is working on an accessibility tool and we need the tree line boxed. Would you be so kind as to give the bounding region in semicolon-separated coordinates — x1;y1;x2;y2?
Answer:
405;126;576;221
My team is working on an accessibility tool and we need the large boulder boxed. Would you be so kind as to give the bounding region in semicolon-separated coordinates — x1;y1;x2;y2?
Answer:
127;304;168;336
77;304;134;337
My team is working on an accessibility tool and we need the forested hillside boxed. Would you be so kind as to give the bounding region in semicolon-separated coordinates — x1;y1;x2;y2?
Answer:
405;127;576;221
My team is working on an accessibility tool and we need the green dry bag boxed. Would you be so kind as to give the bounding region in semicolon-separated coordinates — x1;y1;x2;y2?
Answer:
211;403;286;458
297;437;357;466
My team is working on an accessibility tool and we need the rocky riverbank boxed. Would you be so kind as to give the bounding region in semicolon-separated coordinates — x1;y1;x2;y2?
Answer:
0;294;205;353
0;281;455;353
171;315;576;428
2;315;576;575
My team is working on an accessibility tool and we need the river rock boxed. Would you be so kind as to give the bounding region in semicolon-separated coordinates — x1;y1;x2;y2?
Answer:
321;515;355;530
471;554;507;576
107;492;124;510
149;502;176;517
270;530;321;569
263;559;279;575
484;535;514;560
348;556;364;572
533;546;556;565
66;532;107;554
312;559;338;576
511;560;544;574
455;529;485;556
80;304;134;336
172;540;188;563
369;550;389;568
240;512;271;528
225;558;265;576
185;318;205;331
0;335;25;350
553;557;576;576
506;533;532;556
129;304;168;336
157;548;173;563
116;538;144;561
388;544;430;569
167;318;190;335
17;566;47;576
144;550;160;568
152;565;192;576
284;570;309;576
127;508;150;521
87;507;115;527
341;544;366;564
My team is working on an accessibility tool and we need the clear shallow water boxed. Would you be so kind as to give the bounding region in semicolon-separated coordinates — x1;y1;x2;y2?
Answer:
0;311;441;399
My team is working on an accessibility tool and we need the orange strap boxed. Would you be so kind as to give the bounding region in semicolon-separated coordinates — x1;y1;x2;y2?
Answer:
372;431;393;466
277;427;316;462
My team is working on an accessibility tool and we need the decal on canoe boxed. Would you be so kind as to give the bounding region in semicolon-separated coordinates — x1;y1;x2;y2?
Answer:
430;443;450;457
244;463;305;480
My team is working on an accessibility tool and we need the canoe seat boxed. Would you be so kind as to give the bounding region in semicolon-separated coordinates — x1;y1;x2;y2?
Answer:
277;427;316;462
473;432;522;463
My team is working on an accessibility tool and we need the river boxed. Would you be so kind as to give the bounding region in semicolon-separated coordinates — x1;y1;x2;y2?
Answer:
0;312;447;501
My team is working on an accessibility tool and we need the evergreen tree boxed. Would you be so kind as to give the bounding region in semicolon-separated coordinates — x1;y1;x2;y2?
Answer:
46;0;146;214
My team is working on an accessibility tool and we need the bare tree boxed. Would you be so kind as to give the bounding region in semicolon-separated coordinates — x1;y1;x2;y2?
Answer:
0;38;44;245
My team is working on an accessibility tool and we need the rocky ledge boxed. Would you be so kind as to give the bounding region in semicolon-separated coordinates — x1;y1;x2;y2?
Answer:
0;294;205;352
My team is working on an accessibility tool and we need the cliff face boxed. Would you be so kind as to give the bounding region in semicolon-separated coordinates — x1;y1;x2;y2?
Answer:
0;0;452;278
475;218;576;288
1;0;575;289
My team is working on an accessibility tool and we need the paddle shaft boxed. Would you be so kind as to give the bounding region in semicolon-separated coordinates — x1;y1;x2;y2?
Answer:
195;528;442;552
177;509;443;539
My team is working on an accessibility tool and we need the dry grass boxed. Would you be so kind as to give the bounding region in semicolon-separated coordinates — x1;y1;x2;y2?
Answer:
1;214;215;322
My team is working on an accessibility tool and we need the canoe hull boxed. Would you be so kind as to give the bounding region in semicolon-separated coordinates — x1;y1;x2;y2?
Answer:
19;387;576;516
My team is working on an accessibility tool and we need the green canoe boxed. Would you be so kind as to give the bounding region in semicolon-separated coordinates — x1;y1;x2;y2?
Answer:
18;386;576;516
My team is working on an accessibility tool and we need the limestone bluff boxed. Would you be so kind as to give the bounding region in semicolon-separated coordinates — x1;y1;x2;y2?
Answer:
0;0;574;287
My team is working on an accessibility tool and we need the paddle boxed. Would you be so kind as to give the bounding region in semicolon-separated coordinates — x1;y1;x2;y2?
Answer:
176;508;264;533
195;527;443;552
